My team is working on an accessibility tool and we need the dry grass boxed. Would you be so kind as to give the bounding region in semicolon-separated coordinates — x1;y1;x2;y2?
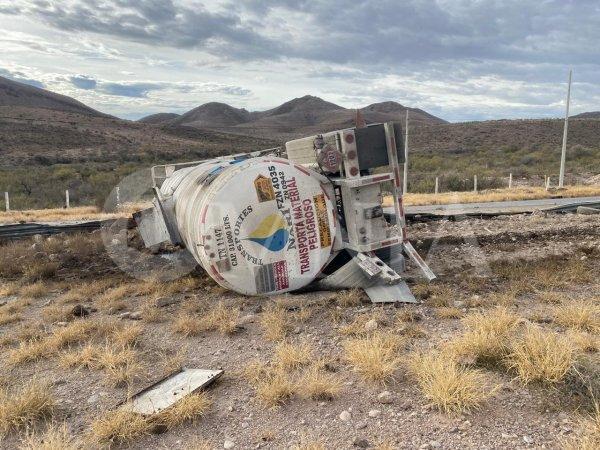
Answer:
88;409;151;447
112;323;143;347
255;369;296;408
155;392;212;429
173;302;239;336
292;441;326;450
507;325;577;384
0;310;22;326
19;281;47;299
563;406;600;450
19;422;80;450
397;323;428;339
336;289;364;307
0;379;55;435
7;319;118;366
553;300;600;332
435;307;464;319
297;366;342;400
41;304;71;324
449;307;521;365
140;300;165;323
0;204;145;224
344;332;404;383
59;344;99;369
385;185;600;207
56;279;116;305
95;344;144;387
537;291;567;304
407;350;494;414
568;331;599;353
339;311;384;336
260;305;290;341
395;309;422;323
23;261;59;282
97;284;133;311
273;341;313;371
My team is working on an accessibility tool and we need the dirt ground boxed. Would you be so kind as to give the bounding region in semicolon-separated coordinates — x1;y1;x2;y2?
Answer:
0;211;599;449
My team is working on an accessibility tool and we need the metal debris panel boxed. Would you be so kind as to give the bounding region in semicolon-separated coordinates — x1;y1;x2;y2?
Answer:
122;368;223;415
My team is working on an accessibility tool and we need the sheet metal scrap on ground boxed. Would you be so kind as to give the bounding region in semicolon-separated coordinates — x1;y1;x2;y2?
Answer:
136;121;435;304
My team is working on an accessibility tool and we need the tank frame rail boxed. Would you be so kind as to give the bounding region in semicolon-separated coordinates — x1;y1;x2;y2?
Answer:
150;147;282;188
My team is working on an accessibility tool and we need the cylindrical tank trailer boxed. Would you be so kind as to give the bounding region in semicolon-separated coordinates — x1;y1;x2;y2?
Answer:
135;122;435;303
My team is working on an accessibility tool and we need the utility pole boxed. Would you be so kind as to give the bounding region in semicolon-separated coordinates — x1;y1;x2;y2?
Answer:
403;110;409;195
559;69;572;188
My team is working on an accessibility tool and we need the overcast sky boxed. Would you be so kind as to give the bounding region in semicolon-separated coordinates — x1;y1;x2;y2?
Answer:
0;0;598;122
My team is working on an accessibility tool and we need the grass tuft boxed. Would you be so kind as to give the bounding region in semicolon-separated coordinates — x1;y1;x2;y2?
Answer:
553;300;599;332
297;366;342;400
19;422;80;450
155;392;212;429
507;325;577;384
0;379;55;435
449;307;521;365
344;332;404;383
260;305;290;341
273;341;313;371
88;409;150;447
407;350;493;414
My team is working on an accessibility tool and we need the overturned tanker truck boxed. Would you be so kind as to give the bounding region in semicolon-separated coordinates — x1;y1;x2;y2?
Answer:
135;122;435;303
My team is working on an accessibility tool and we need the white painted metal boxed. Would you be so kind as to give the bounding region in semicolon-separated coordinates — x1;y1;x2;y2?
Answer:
509;173;513;189
546;176;551;190
435;177;439;194
167;158;336;296
474;175;478;193
4;192;8;212
122;368;223;415
403;110;409;194
65;190;70;208
559;69;572;188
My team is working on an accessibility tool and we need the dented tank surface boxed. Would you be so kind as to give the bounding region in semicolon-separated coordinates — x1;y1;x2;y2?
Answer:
137;122;435;302
158;158;337;296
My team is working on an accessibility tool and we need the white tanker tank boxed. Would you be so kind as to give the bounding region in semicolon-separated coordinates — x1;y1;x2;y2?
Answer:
135;122;435;302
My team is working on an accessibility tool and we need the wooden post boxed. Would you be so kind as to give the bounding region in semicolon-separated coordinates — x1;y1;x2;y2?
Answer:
473;175;478;193
65;190;70;208
4;192;9;212
403;110;409;195
509;173;513;189
434;176;439;194
546;176;551;190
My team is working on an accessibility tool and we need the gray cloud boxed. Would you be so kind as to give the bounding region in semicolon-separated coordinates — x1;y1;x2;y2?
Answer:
0;67;44;88
100;82;162;98
70;74;97;89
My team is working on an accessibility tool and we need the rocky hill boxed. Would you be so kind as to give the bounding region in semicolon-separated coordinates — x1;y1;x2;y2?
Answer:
172;95;447;139
137;112;180;124
572;111;600;119
0;75;105;117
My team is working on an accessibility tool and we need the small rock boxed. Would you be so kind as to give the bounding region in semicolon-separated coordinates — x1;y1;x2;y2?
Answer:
429;441;440;449
87;394;99;404
71;304;90;317
339;410;352;422
355;421;368;430
128;311;142;320
55;321;68;327
155;297;180;307
368;409;381;418
523;436;534;445
0;300;7;307
377;391;393;404
353;438;370;448
224;440;235;449
238;314;256;325
458;420;471;431
364;319;378;332
118;312;131;319
501;433;512;439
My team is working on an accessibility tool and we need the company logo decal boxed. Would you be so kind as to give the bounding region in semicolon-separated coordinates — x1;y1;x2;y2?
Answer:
246;214;289;252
